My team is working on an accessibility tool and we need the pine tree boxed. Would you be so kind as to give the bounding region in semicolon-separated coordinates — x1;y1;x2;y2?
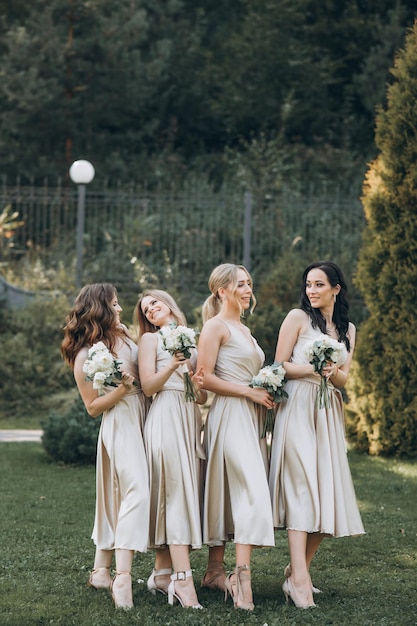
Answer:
348;20;417;457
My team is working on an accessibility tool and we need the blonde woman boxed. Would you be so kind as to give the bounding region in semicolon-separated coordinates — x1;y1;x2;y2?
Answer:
136;290;206;610
197;264;275;612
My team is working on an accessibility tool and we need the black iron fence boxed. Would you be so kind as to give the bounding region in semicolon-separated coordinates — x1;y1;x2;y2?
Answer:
0;177;365;303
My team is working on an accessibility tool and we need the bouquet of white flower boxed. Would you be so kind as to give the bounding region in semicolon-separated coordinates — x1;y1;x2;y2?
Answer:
159;324;198;401
305;334;345;409
83;341;125;396
249;363;288;437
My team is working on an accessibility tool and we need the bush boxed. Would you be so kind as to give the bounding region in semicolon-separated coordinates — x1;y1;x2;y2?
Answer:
42;395;101;465
0;293;73;414
348;23;417;457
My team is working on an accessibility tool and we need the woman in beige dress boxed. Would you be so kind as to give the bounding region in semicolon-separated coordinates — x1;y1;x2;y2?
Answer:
197;264;275;612
136;289;206;610
269;261;365;609
61;283;150;610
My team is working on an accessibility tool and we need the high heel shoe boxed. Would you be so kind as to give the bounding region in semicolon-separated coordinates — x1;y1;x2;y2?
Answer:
284;563;322;594
87;567;111;590
111;572;133;609
282;578;316;609
167;570;203;609
201;560;227;592
225;565;254;611
147;568;172;596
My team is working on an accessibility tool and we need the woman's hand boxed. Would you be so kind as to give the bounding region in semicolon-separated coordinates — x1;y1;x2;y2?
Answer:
322;362;338;380
190;366;204;391
120;371;136;390
170;351;187;370
246;386;275;409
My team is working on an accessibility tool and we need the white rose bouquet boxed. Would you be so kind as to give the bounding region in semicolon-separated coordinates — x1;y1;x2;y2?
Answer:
249;363;288;437
159;323;198;402
83;341;134;396
305;334;345;409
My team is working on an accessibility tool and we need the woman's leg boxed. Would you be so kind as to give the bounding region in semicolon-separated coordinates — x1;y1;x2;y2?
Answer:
88;548;113;589
112;548;134;609
147;547;172;595
168;544;201;608
224;543;254;611
286;530;315;607
306;533;324;569
201;544;226;591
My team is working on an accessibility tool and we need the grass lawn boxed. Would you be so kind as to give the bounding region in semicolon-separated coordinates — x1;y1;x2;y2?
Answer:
1;442;417;626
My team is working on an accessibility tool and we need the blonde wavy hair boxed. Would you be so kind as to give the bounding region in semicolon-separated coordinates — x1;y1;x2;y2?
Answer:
202;263;256;323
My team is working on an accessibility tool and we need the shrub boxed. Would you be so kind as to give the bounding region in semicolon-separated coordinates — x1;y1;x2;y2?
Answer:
42;395;101;465
0;294;73;414
348;22;417;457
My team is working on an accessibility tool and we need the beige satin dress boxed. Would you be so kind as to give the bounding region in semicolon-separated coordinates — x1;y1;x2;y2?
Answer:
269;321;365;537
203;320;275;547
144;336;205;549
92;336;150;552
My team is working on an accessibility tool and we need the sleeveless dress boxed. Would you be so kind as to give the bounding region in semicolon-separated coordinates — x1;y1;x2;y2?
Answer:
269;321;365;537
203;321;275;547
144;335;205;549
92;336;150;552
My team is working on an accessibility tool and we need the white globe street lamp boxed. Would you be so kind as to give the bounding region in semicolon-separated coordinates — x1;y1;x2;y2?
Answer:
69;160;95;289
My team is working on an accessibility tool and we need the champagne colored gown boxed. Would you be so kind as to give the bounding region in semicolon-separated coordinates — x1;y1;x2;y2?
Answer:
203;320;275;547
144;336;205;549
92;336;150;552
269;320;365;537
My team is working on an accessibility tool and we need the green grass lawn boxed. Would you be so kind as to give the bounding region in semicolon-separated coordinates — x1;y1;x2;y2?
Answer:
1;443;417;626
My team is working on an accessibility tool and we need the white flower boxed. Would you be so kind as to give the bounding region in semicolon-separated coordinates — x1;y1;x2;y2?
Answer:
159;324;197;358
159;323;199;401
305;334;346;367
92;371;107;391
83;342;124;396
305;334;347;409
249;363;288;438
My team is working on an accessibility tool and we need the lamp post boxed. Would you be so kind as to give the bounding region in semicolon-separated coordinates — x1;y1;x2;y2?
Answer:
69;160;95;289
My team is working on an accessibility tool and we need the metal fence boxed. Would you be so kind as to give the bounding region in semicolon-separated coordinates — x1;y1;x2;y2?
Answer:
0;178;365;303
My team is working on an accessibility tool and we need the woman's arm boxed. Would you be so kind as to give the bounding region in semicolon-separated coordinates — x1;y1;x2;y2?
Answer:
74;348;136;418
197;318;274;408
274;309;316;379
138;332;185;397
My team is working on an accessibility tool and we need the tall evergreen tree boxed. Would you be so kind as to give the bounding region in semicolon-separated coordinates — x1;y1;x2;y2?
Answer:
348;19;417;457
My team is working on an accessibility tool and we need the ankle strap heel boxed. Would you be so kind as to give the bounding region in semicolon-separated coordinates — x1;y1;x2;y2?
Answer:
167;570;203;609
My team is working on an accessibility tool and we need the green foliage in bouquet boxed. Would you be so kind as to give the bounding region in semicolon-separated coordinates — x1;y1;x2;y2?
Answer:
42;395;101;465
347;22;417;457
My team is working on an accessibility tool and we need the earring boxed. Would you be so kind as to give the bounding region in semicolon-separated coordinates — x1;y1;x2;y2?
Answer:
334;294;337;303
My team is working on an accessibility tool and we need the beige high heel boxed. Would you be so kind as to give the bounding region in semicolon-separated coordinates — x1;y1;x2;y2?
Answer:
147;568;172;596
225;565;254;611
87;567;111;590
201;560;226;592
284;563;322;594
111;572;133;609
282;577;316;609
167;570;203;609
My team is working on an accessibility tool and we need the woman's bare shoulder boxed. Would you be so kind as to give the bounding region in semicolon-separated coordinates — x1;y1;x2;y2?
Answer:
284;308;309;324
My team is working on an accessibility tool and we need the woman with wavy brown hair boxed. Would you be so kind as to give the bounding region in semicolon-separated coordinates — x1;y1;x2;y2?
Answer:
61;283;150;610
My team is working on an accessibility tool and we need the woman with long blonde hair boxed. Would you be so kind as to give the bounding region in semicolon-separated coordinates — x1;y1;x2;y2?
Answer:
197;264;275;612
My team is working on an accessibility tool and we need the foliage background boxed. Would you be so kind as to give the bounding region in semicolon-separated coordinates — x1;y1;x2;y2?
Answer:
0;1;415;184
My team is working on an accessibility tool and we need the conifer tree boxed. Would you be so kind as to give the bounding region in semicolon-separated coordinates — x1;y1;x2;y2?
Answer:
348;20;417;457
